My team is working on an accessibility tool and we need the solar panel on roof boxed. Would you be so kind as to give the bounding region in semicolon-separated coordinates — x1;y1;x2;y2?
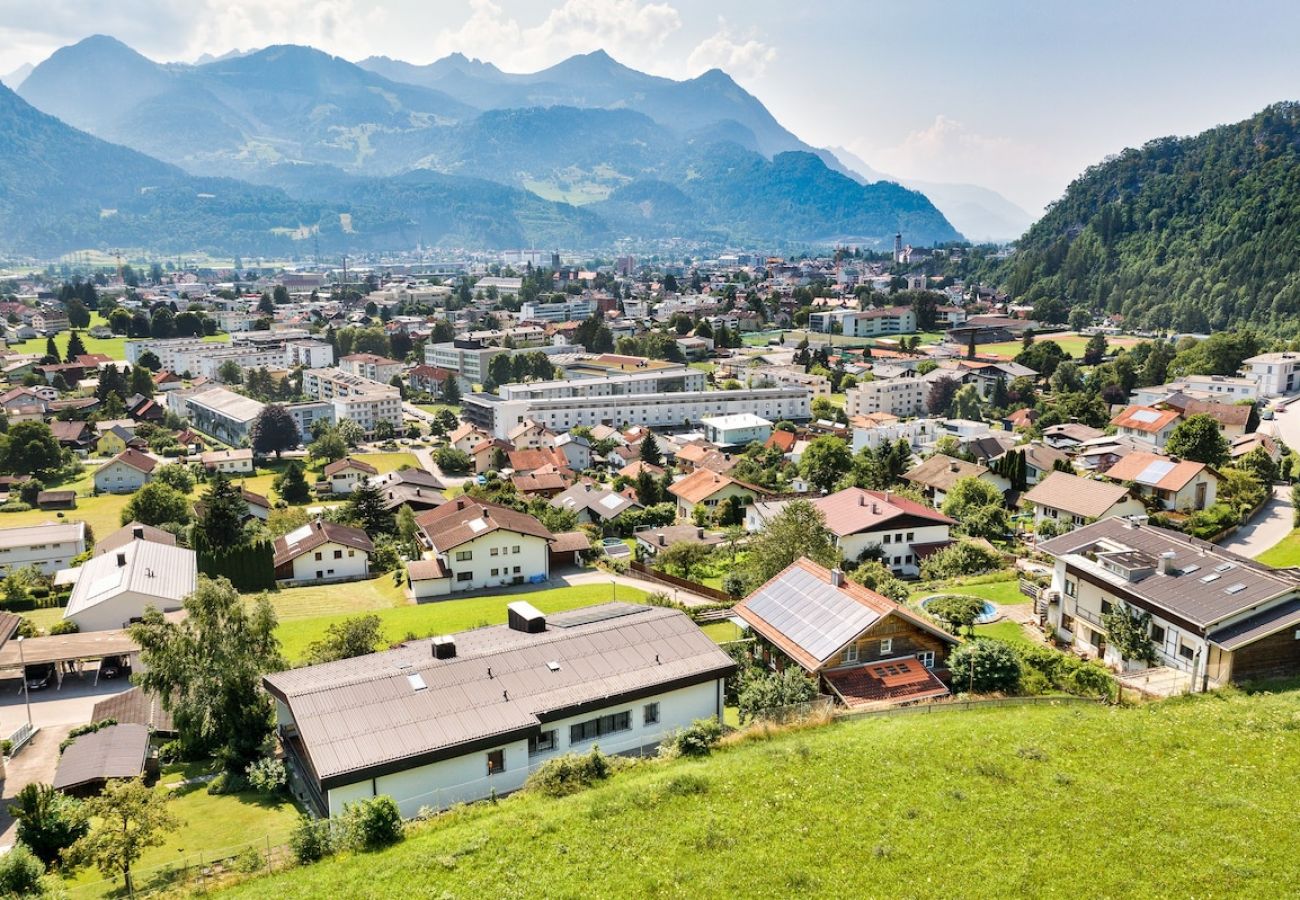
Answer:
1131;410;1162;423
548;604;647;628
1137;460;1176;484
743;567;879;663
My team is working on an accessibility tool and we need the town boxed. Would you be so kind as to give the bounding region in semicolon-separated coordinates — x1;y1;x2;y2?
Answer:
0;247;1292;894
1;3;1299;895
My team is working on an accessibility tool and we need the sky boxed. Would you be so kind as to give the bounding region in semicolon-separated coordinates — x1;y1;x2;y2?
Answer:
1;0;1298;214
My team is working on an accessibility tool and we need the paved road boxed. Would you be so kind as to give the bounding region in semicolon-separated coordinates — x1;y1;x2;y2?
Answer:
1216;484;1293;558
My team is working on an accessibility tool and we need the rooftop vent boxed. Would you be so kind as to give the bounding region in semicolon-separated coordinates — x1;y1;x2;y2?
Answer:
831;568;845;587
432;635;456;660
132;526;144;540
507;601;546;634
546;661;560;672
116;552;127;568
1224;582;1247;595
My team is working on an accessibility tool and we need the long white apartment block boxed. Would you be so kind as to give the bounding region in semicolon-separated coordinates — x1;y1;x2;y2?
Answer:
464;385;810;440
497;368;707;401
302;368;402;435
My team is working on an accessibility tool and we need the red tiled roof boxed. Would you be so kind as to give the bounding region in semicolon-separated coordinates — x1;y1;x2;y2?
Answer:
109;448;158;474
415;497;553;553
814;488;953;536
765;430;797;453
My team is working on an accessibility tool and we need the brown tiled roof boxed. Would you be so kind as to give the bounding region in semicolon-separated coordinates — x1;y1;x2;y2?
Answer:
668;468;766;505
507;447;569;473
823;657;950;708
764;430;797;453
95;522;177;556
511;471;573;494
322;456;379;477
617;460;665;480
1022;471;1133;518
91;686;176;733
415;497;553;553
548;530;592;553
108;448;158;474
903;454;989;492
273;520;375;567
1104;451;1211;491
1177;399;1252;428
406;558;449;581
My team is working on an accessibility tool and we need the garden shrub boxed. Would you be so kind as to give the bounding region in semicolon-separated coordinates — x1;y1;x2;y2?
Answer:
920;541;1005;580
340;795;404;850
246;757;287;794
947;639;1023;694
59;719;117;754
0;843;43;896
289;815;333;864
49;620;78;635
525;749;612;797
234;846;265;874
207;771;250;795
663;719;723;758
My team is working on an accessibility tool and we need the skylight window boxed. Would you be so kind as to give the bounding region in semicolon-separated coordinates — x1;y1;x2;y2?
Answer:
1199;573;1221;583
1224;583;1247;595
1214;563;1236;573
1180;564;1200;575
407;673;427;691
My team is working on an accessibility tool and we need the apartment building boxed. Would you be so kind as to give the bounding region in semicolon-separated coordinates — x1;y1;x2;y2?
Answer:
424;340;568;390
846;371;928;417
339;353;404;383
748;365;832;398
0;522;87;576
464;386;811;440
184;387;266;445
1241;352;1300;398
809;306;917;337
286;341;336;369
520;297;595;322
497;368;707;402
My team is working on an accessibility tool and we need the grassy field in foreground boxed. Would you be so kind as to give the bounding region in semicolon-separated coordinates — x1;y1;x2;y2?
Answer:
271;582;649;663
1255;528;1300;566
225;690;1300;898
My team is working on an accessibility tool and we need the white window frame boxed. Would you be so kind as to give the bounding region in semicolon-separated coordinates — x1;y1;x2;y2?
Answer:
918;650;935;668
844;643;859;663
880;638;893;654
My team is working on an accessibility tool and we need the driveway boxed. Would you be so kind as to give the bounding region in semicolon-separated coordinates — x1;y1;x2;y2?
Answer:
1216;484;1293;558
0;724;73;846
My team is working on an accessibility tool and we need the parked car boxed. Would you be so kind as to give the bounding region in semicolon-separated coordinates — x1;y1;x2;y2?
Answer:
24;663;55;691
99;656;131;679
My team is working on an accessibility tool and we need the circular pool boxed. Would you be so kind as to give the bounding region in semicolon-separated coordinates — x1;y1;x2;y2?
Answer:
920;595;999;625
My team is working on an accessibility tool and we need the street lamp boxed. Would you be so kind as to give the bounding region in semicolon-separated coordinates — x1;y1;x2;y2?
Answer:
16;635;31;730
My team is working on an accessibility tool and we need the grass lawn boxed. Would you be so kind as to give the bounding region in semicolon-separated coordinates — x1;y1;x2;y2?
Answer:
975;332;1142;360
271;582;649;663
973;619;1038;648
9;312;229;361
0;492;134;539
699;620;744;643
414;403;461;417
1256;528;1300;566
226;689;1300;898
353;452;421;474
687;361;716;374
908;573;1027;608
64;761;300;897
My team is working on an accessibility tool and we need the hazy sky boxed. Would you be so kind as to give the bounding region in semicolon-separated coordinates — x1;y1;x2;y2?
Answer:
2;0;1298;213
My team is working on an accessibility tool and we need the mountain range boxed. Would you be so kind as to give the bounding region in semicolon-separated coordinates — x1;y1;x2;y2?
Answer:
2;36;966;255
995;101;1300;333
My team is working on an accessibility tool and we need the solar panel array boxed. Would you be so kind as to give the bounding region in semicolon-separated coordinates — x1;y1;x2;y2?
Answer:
743;566;880;663
1136;459;1177;484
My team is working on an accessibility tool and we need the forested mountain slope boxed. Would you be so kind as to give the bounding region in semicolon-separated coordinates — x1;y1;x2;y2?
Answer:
1000;102;1300;333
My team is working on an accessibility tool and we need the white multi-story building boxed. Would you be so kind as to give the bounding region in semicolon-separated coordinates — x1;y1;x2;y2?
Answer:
286;341;336;369
464;386;811;440
185;388;265;445
846;371;928;418
498;369;707;402
302;369;402;436
424;341;568;390
1241;352;1300;398
0;522;87;576
809;306;917;337
339;353;404;383
520;298;596;323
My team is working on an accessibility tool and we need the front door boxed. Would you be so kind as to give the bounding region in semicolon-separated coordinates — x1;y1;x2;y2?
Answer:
1195;482;1207;510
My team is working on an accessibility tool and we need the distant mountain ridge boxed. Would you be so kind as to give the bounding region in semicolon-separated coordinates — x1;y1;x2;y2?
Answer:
8;35;964;251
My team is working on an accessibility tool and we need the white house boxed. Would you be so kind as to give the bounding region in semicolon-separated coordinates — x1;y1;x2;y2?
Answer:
409;498;552;598
64;539;197;632
1109;405;1181;451
1021;472;1148;532
263;601;735;818
1102;451;1219;512
0;522;87;576
321;457;379;495
1241;351;1300;398
273;521;375;584
700;413;773;448
200;448;255;474
1040;517;1300;688
93;449;158;494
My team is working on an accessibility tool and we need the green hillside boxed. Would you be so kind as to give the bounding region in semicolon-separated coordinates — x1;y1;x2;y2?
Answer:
225;690;1300;898
1000;101;1300;333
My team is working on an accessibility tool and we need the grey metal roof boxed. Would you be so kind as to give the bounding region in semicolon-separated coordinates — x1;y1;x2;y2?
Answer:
65;540;197;620
264;603;734;785
1209;598;1300;651
53;724;150;790
741;564;881;664
1040;518;1300;628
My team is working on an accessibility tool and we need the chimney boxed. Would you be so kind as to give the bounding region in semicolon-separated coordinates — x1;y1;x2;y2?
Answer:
116;552;127;568
507;601;546;634
1157;551;1176;576
132;525;144;540
950;462;959;473
431;635;456;659
831;568;845;587
884;490;891;502
858;494;865;507
697;527;704;539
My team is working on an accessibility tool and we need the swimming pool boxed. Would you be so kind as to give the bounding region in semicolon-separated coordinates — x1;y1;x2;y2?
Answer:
920;595;999;625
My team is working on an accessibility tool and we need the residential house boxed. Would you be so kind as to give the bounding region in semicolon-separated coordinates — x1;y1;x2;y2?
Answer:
49;420;93;453
996;442;1072;485
1102;451;1219;512
1021;472;1147;532
1110;405;1181;451
903;455;1010;508
668;469;768;521
510;471;573;500
700;414;773;448
472;439;516;474
371;469;446;513
264;601;734;817
194;487;271;522
273;520;375;584
93;449;158;494
409;498;553;598
550;483;640;527
633;524;725;558
95;425;142;457
448;423;491;455
1159;397;1252;439
321;457;379;495
1040;517;1300;686
734;559;958;708
1230;432;1280;464
94;522;176;557
200;448;255;474
64;540;197;632
0;522;87;576
552;433;592;471
1043;422;1105;451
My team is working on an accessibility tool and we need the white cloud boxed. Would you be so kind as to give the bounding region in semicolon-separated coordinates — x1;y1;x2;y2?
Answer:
428;0;683;73
686;19;775;81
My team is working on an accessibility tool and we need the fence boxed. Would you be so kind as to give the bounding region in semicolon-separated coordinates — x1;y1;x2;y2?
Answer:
7;721;34;754
627;561;738;603
749;694;836;725
837;694;1097;721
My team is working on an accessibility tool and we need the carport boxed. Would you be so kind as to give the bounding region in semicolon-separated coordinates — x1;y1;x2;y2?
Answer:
0;630;140;690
